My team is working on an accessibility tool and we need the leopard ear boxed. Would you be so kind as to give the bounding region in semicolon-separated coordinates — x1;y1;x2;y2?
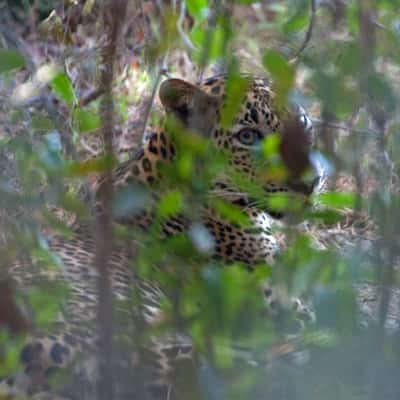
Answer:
159;78;219;136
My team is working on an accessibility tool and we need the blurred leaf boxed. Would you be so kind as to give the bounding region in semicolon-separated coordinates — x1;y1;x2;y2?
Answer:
0;331;23;375
58;192;88;218
211;198;250;227
186;0;209;19
178;153;194;179
262;133;281;158
31;115;55;132
157;190;183;218
337;42;361;76
263;50;295;109
73;108;101;133
190;23;225;60
65;157;113;177
266;193;291;211
306;209;344;225
318;192;356;209
0;49;25;74
39;10;73;45
221;73;249;129
27;282;69;328
313;70;359;118
83;0;96;15
148;10;179;60
50;72;77;105
363;72;397;114
283;10;308;34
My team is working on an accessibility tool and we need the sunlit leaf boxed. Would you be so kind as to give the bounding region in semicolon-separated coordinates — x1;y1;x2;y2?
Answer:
263;50;295;109
211;198;251;226
221;73;249;129
305;209;343;225
317;192;356;209
157;190;183;218
50;72;77;105
186;0;209;19
262;133;281;158
190;23;226;61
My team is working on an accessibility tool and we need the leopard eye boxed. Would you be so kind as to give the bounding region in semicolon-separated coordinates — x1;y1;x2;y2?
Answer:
236;129;263;146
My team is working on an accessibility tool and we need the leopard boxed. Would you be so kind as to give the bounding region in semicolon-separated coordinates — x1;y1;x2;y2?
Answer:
0;74;324;399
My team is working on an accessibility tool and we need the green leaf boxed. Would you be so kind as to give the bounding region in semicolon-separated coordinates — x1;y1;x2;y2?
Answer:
186;0;209;19
157;190;183;218
306;209;344;225
266;193;291;211
283;11;308;34
263;50;295;108
50;72;77;105
317;192;356;209
262;133;281;158
0;49;26;74
221;73;249;129
73;108;101;133
190;23;225;60
211;198;251;227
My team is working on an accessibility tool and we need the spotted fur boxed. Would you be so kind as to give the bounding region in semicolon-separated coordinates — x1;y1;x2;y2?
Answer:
0;75;321;398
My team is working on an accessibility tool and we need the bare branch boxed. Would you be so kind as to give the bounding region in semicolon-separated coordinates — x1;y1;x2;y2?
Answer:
311;118;381;139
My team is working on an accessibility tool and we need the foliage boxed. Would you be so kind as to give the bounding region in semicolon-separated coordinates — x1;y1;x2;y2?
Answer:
0;1;400;399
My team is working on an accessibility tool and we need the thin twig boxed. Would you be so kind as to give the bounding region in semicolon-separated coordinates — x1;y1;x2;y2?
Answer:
311;118;381;138
290;0;317;63
138;55;168;142
177;1;196;50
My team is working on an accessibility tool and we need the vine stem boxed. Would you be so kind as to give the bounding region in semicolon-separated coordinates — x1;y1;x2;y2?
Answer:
290;0;317;63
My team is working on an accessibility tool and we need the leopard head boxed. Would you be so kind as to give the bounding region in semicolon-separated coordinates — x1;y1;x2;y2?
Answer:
159;76;322;217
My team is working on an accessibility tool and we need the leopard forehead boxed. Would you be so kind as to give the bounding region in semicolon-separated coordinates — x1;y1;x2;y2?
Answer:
200;76;282;142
